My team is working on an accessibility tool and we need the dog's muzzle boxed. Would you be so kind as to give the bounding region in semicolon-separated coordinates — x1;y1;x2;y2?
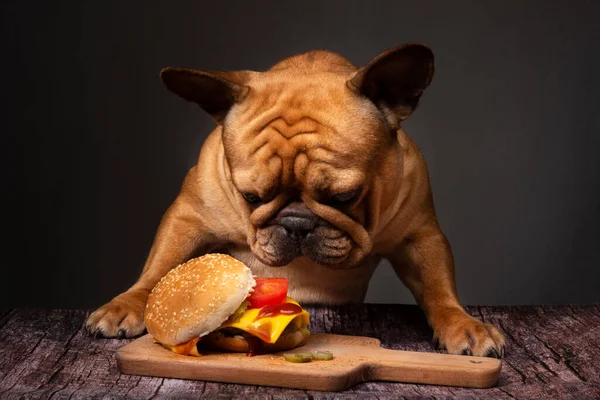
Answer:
256;202;353;267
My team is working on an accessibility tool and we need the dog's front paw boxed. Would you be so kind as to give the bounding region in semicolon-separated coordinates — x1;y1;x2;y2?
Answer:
86;289;148;338
432;308;505;358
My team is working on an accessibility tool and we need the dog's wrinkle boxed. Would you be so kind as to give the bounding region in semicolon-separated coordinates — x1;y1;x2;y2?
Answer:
320;248;350;258
261;243;279;257
319;232;345;240
250;139;270;156
253;116;321;142
301;237;350;265
256;230;271;246
320;248;348;257
315;226;345;239
319;241;352;251
261;247;276;257
322;236;352;248
321;240;349;249
257;224;289;246
270;124;316;140
262;242;280;255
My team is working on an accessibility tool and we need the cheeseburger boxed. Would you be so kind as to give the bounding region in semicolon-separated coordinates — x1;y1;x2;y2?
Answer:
144;254;310;356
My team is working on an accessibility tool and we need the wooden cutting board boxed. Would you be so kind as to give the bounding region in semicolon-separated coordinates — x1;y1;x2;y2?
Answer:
116;333;501;391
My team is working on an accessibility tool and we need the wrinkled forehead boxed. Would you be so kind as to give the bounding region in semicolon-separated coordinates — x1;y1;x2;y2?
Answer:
229;71;369;131
223;71;386;195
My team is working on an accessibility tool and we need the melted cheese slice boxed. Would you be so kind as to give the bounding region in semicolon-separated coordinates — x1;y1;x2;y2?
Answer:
219;297;310;344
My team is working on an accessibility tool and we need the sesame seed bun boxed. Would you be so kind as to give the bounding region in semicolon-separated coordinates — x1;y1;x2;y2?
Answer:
144;254;256;346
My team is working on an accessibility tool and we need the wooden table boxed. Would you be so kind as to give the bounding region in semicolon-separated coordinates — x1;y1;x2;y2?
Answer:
1;305;599;399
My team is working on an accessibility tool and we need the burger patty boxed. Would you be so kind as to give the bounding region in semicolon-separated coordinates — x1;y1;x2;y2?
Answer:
217;323;300;340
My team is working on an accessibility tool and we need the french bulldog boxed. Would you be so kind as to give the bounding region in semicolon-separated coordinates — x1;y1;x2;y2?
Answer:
86;43;505;358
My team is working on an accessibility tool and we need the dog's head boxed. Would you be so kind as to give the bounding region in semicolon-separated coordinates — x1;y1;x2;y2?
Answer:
161;44;434;268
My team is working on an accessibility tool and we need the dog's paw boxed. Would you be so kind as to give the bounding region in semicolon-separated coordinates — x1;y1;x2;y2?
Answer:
86;289;148;339
433;308;505;358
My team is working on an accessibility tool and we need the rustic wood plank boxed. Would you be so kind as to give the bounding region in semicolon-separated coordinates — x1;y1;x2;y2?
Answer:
478;305;600;400
0;309;13;330
0;305;598;399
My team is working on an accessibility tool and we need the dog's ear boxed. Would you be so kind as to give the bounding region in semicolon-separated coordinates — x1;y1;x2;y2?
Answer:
160;68;252;124
347;43;434;127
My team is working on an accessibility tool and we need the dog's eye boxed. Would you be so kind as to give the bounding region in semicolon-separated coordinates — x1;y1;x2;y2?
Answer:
331;188;361;205
242;192;262;205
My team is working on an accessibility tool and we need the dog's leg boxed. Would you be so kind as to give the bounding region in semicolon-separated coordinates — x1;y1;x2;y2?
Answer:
389;223;505;358
86;195;215;338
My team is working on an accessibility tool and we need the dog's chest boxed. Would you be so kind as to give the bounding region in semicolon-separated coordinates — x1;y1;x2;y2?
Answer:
227;247;381;305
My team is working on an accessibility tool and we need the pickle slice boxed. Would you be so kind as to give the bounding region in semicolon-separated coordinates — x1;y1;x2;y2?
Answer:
283;351;335;362
283;352;313;363
311;351;334;361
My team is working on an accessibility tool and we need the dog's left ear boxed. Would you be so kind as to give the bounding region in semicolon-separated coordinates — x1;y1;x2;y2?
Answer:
160;67;252;124
347;43;434;128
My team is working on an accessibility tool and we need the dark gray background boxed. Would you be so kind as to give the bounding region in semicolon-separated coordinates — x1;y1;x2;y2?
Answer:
2;0;599;309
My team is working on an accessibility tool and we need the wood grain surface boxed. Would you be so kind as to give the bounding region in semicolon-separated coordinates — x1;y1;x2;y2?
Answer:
0;305;599;399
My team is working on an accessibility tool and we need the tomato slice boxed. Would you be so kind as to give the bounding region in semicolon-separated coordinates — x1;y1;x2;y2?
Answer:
247;278;288;309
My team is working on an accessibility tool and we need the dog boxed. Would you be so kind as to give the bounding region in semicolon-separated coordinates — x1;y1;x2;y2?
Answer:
86;43;505;358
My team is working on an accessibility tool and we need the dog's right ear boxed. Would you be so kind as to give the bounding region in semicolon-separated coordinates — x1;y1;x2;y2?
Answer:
160;68;252;125
347;43;434;128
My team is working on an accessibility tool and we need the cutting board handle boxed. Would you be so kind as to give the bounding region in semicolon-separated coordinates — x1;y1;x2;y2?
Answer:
361;346;501;388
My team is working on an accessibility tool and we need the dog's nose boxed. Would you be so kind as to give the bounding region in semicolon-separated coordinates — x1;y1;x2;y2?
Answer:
277;202;317;235
280;216;316;234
